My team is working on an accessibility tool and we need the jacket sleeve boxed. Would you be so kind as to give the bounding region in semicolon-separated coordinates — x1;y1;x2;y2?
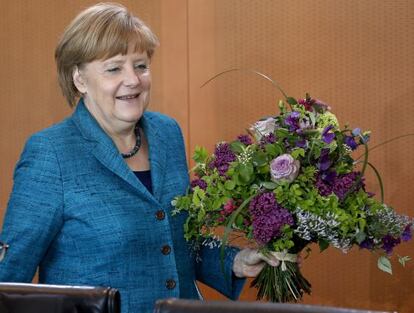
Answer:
0;133;64;281
195;243;246;300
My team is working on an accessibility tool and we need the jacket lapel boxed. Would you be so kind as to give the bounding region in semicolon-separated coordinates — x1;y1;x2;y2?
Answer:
71;100;163;204
140;112;167;202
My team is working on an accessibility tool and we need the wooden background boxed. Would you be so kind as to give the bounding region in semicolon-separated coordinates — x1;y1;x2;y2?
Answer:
1;1;413;312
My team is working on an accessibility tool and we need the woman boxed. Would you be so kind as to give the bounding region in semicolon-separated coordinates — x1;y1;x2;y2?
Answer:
0;3;280;313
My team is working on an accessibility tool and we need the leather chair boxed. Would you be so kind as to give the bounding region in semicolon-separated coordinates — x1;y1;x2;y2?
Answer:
153;298;395;313
0;282;120;313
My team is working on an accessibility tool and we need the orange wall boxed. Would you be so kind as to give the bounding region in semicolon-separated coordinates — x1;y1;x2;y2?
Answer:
1;1;413;312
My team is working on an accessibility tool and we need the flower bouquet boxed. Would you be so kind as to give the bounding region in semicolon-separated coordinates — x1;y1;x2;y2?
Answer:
172;71;413;302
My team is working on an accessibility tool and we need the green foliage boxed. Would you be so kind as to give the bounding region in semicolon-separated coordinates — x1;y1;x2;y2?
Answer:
172;91;412;301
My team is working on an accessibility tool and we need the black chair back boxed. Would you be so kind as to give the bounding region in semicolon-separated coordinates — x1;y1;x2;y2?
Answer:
153;298;395;313
0;282;120;313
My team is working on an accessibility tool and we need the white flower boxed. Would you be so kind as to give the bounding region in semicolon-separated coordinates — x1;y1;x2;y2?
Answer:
250;117;276;140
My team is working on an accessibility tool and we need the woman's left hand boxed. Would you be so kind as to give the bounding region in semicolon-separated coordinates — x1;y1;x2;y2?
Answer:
232;248;280;278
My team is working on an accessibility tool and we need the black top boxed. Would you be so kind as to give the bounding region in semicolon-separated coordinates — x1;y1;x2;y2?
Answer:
133;170;153;194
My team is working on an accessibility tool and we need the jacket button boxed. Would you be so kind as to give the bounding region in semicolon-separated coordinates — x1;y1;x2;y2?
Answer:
161;245;171;255
166;279;176;290
156;210;165;220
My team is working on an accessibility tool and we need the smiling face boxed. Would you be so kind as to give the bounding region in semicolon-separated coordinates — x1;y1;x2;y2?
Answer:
73;46;151;133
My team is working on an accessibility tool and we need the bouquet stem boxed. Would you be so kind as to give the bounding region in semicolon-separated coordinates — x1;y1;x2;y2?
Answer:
250;261;311;302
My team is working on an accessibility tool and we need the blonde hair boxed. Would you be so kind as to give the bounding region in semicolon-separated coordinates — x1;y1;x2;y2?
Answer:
55;2;159;107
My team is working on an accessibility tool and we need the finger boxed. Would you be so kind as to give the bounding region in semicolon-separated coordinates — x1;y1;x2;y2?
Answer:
243;262;266;277
242;248;263;265
260;254;279;267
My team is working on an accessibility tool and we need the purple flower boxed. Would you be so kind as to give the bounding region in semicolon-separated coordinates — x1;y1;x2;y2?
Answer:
252;208;294;245
209;143;236;176
382;235;401;255
190;178;207;190
316;171;364;200
402;224;412;242
284;111;301;132
333;172;364;201
270;154;300;183
322;125;335;144
318;149;331;171
249;192;280;218
237;134;253;145
352;128;361;136
321;170;337;185
296;138;308;148
344;135;358;150
360;238;374;250
259;133;276;149
315;174;333;197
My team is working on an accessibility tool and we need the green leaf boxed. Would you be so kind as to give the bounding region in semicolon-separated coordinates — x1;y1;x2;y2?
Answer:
230;141;245;153
276;128;289;139
291;148;305;159
265;144;280;157
355;230;366;244
235;214;244;227
224;180;236;190
197;207;206;222
239;164;254;184
286;97;298;105
192;146;208;163
318;239;329;252
378;256;393;275
262;181;278;190
252;151;268;167
309;112;316;126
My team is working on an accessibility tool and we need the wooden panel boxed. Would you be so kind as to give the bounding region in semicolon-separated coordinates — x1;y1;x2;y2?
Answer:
1;0;414;312
188;0;414;312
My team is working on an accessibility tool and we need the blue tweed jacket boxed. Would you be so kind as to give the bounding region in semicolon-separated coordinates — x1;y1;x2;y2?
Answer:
0;100;244;313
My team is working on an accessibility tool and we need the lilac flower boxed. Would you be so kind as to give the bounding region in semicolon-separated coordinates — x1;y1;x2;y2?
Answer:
344;135;358;150
190;178;207;190
382;235;401;255
209;143;236;176
237;134;253;145
321;170;337;185
270;154;300;183
252;208;294;245
322;125;335;144
402;224;412;242
249;192;280;218
318;149;331;171
315;174;333;197
315;171;364;200
333;172;364;201
284;111;301;132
